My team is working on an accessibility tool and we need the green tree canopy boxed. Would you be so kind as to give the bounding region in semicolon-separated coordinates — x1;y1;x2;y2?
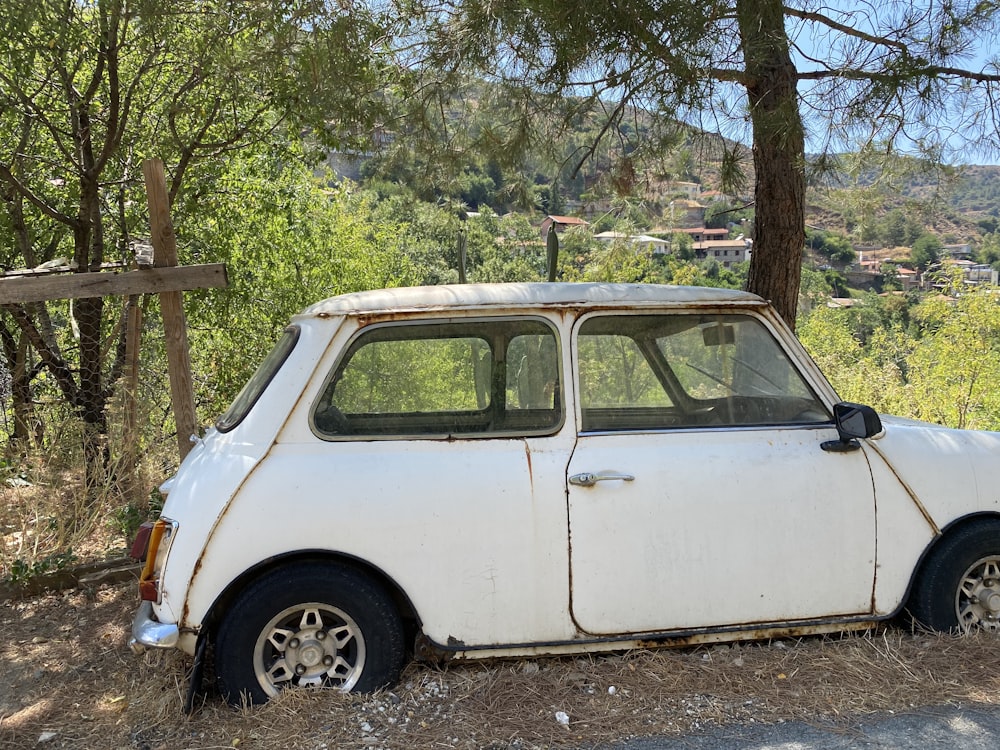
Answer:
880;209;926;248
800;289;1000;431
911;233;944;271
398;0;1000;326
0;0;393;483
977;232;1000;269
807;228;856;265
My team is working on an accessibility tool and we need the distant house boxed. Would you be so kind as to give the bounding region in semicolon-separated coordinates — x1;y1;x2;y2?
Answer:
673;227;728;243
827;297;861;308
943;244;973;260
938;258;1000;287
844;269;879;290
894;266;920;291
852;251;907;275
539;215;589;239
699;190;728;202
853;246;887;272
856;256;881;273
668;199;707;229
667;181;702;200
948;259;977;272
693;237;752;267
594;231;670;254
965;263;1000;285
846;260;919;291
321;128;395;181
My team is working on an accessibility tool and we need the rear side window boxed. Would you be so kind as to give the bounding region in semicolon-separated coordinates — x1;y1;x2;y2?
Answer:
217;326;300;432
312;318;562;438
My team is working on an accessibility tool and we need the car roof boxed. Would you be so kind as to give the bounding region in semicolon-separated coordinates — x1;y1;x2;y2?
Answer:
299;283;764;318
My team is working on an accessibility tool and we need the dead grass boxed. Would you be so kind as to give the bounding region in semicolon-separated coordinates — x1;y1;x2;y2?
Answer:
2;581;999;750
1;452;162;585
3;460;1000;747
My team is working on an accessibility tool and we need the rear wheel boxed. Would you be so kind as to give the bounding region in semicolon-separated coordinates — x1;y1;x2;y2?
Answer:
908;522;1000;633
215;562;405;705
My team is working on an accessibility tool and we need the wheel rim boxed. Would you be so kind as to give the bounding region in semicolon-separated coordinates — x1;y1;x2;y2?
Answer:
253;603;366;695
956;556;1000;632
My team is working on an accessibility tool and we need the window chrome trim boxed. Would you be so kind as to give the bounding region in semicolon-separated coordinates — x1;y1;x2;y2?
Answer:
578;422;837;437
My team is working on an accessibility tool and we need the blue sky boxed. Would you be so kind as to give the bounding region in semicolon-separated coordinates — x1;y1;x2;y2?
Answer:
786;1;1000;166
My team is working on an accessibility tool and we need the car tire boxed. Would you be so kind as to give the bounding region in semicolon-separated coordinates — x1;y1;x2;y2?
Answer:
907;521;1000;634
215;562;405;705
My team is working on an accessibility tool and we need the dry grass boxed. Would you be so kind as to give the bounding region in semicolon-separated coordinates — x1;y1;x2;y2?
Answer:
1;450;162;586
2;581;999;750
3;456;999;748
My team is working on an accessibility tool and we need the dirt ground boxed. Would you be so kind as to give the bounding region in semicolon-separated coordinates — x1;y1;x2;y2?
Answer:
2;581;1000;750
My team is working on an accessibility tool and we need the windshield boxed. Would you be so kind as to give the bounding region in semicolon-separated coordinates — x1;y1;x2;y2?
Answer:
216;326;300;432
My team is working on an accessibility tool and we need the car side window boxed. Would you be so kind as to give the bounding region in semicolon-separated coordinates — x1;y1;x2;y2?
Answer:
577;314;829;432
217;326;300;432
313;318;563;438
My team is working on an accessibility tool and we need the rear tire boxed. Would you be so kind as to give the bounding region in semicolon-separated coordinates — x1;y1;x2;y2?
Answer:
215;562;405;705
907;522;1000;634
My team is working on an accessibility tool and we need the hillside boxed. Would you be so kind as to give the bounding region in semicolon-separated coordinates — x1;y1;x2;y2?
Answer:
349;80;1000;248
802;161;1000;246
943;164;1000;220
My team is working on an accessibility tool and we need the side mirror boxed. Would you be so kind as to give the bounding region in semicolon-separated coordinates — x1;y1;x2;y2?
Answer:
822;402;883;452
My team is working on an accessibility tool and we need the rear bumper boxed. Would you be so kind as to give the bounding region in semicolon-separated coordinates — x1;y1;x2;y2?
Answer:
128;600;179;653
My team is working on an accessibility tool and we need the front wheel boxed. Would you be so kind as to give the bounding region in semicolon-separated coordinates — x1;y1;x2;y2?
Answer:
215;562;405;705
908;522;1000;634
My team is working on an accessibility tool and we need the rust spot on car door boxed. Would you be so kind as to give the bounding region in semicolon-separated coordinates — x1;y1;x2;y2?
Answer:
523;441;533;491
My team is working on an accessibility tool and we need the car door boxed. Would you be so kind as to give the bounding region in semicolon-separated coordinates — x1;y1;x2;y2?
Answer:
294;315;578;647
566;311;877;635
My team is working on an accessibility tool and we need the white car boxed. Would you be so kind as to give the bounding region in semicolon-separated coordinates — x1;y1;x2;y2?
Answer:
129;283;1000;706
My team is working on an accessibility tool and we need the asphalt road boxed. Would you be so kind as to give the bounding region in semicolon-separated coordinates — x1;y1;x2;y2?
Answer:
599;704;1000;749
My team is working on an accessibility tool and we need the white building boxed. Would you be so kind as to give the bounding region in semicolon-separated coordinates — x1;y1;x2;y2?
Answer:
593;231;671;254
694;237;752;267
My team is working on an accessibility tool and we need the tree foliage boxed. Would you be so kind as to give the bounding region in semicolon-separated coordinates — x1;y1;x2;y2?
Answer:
977;232;1000;269
880;209;927;248
910;232;944;271
179;157;418;414
397;0;1000;326
1;0;998;486
806;228;855;265
799;289;1000;431
0;0;392;484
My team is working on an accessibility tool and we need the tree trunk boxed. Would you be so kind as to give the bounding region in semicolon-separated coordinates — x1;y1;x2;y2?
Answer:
2;191;40;451
0;323;38;452
736;0;806;330
76;293;109;490
75;141;110;492
11;332;38;449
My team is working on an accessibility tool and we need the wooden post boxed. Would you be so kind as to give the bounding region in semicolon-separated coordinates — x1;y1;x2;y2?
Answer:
143;159;198;461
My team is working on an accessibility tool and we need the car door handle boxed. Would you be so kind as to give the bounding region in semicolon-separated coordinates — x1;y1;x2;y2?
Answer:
569;471;636;487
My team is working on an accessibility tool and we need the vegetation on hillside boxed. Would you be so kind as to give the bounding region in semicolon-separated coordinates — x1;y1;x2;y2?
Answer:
798;290;1000;432
3;2;1000;582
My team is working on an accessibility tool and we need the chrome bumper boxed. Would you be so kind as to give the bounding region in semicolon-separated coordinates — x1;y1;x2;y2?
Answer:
128;600;180;653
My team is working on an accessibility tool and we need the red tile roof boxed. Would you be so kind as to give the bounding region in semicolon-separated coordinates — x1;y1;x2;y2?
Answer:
547;215;589;225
